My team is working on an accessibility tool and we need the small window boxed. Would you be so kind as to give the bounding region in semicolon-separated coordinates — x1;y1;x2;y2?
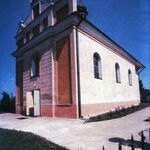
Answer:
56;5;69;22
17;38;24;49
33;3;40;20
128;69;132;86
43;17;48;30
32;24;40;37
93;53;102;79
31;54;40;77
26;32;30;42
115;63;121;83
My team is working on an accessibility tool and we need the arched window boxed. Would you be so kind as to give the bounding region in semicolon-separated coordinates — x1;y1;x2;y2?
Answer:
115;63;121;83
128;69;132;86
93;53;102;79
31;54;40;77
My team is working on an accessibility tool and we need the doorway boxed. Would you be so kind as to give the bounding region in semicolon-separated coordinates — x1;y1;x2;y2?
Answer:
26;90;40;116
33;90;40;116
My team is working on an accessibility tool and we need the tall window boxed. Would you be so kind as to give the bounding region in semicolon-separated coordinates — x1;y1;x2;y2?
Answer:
115;63;121;83
128;69;132;86
43;17;48;30
33;3;40;20
31;54;40;77
93;53;102;79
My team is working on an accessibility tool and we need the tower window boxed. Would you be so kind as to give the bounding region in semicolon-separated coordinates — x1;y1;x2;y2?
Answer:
33;24;40;37
31;54;40;77
33;3;40;20
43;17;48;30
56;5;69;22
93;53;102;79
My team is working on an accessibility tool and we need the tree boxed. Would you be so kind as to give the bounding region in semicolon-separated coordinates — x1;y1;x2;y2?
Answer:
139;80;145;102
139;80;150;103
0;92;15;113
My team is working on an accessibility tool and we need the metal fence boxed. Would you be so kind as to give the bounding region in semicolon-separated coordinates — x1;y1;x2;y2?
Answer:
103;128;150;150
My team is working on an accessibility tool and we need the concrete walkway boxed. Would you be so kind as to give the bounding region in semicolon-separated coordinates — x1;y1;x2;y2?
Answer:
0;107;150;150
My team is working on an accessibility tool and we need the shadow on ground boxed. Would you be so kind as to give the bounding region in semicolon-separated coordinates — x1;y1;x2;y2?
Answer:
0;128;68;150
109;137;150;150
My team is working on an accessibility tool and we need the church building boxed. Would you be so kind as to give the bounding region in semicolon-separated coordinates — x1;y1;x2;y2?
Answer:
12;0;144;118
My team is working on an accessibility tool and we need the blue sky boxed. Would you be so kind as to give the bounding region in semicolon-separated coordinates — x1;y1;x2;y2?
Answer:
0;0;150;96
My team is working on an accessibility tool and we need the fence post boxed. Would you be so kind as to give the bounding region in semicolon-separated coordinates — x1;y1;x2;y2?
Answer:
131;134;135;150
102;145;105;150
119;142;122;150
141;131;145;150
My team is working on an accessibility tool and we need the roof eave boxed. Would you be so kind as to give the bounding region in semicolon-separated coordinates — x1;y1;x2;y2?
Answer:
75;12;145;70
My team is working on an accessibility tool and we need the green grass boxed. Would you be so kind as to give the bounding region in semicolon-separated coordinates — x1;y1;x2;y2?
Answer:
0;128;68;150
88;103;150;123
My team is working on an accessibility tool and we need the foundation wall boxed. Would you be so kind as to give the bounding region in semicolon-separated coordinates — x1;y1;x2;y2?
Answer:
81;100;140;117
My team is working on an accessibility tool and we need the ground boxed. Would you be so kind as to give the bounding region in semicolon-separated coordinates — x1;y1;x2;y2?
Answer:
0;107;150;150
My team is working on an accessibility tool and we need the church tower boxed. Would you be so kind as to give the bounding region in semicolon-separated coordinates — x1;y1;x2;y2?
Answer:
13;0;81;118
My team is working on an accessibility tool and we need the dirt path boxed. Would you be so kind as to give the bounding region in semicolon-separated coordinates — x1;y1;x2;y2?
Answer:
0;107;150;150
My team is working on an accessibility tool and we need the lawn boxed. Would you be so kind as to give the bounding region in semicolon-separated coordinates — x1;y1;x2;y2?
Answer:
0;128;68;150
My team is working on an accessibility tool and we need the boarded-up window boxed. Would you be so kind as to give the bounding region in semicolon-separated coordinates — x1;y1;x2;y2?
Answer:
33;24;40;37
56;37;72;104
56;5;69;22
33;3;40;20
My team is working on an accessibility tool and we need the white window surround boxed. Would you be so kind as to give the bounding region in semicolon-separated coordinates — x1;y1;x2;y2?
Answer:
115;63;121;83
128;69;132;86
93;52;102;79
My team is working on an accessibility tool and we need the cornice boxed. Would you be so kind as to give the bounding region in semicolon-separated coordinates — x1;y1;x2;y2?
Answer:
12;12;144;69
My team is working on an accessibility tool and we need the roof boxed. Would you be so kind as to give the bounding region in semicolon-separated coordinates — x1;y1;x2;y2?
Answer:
75;12;145;70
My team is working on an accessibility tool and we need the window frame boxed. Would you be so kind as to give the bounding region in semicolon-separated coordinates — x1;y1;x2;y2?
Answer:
30;54;40;78
115;63;121;83
128;69;132;86
32;3;40;20
93;53;102;79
